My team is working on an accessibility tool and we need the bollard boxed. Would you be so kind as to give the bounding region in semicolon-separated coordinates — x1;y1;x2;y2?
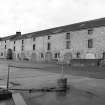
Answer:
57;78;67;90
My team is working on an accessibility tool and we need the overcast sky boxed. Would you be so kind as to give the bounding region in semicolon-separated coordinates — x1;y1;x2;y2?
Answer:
0;0;105;37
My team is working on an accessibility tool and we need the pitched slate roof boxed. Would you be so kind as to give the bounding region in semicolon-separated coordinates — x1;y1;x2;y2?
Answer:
1;17;105;41
18;17;105;40
0;34;19;41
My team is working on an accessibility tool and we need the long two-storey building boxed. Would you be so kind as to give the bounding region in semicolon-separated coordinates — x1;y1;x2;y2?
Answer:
1;17;105;62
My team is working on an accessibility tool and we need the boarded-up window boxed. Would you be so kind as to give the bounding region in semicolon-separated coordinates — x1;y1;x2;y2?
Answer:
88;39;93;48
33;37;36;41
66;41;70;49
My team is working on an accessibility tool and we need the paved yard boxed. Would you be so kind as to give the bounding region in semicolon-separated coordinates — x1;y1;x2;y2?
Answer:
0;60;105;105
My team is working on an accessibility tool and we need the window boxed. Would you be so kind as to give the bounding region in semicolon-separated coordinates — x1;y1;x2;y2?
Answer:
66;41;70;49
76;52;80;58
48;36;51;40
5;40;6;43
66;33;70;39
88;39;93;48
58;53;60;58
22;45;24;51
47;43;51;50
103;52;105;59
33;37;36;41
33;44;35;51
14;41;15;44
54;53;57;58
14;46;15;51
54;53;60;58
88;29;93;35
5;45;6;49
22;40;24;44
1;52;3;56
41;53;44;58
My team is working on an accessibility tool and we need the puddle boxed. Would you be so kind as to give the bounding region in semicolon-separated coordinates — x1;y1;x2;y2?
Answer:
21;86;105;105
0;82;105;105
0;98;14;105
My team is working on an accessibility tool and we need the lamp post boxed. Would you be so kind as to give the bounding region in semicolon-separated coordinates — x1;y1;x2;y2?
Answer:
7;64;10;90
61;60;64;78
57;53;67;90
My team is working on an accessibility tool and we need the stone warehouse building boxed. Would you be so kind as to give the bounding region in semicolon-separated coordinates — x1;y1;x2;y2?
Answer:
1;17;105;62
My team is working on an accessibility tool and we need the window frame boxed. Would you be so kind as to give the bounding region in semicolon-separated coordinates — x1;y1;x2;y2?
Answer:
76;52;80;58
33;44;35;51
47;42;51;50
66;32;70;40
88;39;93;48
5;45;6;49
41;53;44;58
88;29;93;35
21;45;24;51
14;46;15;51
1;52;3;56
22;40;24;44
48;36;51;40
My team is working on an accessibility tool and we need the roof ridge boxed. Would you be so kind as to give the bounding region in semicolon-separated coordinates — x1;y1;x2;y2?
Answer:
1;17;105;41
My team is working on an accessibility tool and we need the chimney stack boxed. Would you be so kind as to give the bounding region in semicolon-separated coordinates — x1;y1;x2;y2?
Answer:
16;32;21;36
